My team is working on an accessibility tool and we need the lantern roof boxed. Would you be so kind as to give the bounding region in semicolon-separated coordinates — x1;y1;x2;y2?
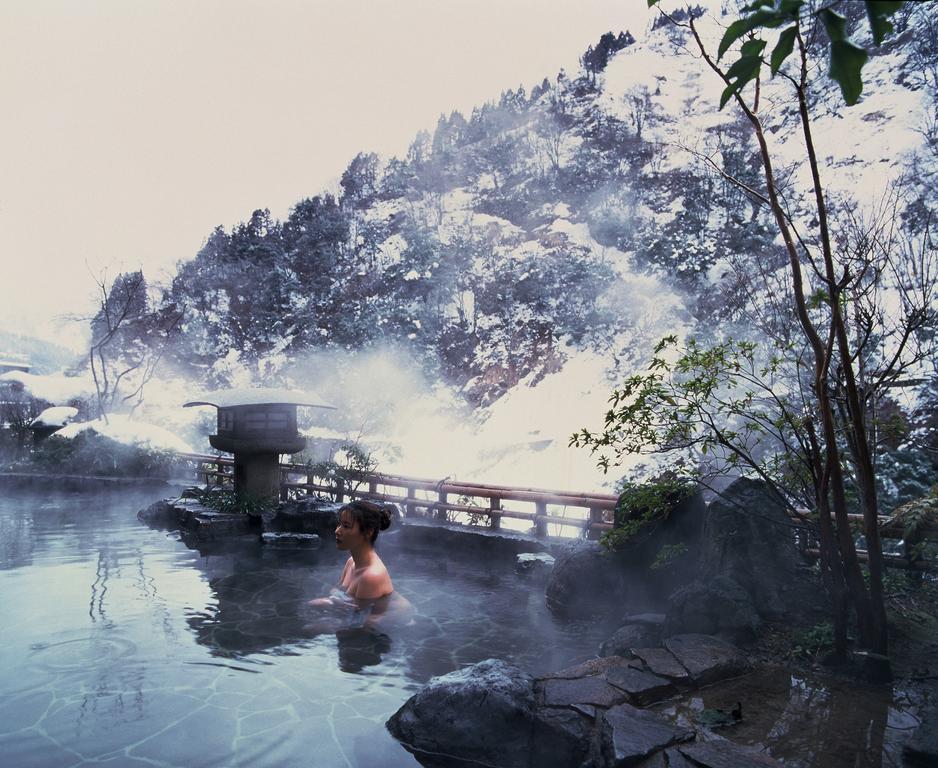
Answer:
183;387;336;410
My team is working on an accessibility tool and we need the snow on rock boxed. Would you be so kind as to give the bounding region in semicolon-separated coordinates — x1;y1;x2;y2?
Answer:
0;370;95;403
30;406;78;429
56;415;195;454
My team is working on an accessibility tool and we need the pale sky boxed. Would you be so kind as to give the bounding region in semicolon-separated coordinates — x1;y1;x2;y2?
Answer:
0;0;648;351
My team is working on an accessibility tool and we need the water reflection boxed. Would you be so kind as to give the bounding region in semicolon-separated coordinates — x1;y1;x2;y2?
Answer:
658;666;920;768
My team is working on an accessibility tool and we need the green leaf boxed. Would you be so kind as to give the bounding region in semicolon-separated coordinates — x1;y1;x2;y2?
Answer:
719;17;759;59
647;0;660;6
820;7;847;42
778;0;805;16
829;40;868;105
718;8;789;59
770;26;798;74
865;1;903;45
719;38;766;108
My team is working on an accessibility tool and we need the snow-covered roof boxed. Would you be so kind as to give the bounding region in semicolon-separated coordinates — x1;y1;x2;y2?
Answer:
56;415;194;453
183;387;336;410
0;370;95;403
30;406;79;429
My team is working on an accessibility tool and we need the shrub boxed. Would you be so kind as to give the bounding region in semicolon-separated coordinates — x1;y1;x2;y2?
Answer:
10;430;180;478
600;471;696;552
190;486;276;517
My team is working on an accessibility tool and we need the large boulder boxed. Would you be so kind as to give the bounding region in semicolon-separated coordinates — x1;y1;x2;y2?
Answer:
599;623;661;658
387;659;536;767
697;478;818;620
387;658;597;768
545;541;626;617
664;575;761;643
546;492;706;618
612;491;707;604
664;478;822;639
264;497;343;535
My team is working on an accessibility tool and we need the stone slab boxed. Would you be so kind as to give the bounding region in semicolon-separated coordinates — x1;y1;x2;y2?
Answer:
572;703;598;719
631;647;690;682
260;532;320;548
543;656;638;680
623;613;667;626
678;741;783;767
541;676;630;708
601;703;693;766
904;701;938;767
663;634;748;685
604;666;675;706
635;749;696;768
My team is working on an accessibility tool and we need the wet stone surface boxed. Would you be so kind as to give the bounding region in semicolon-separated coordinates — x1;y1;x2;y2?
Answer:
903;700;938;766
602;702;694;766
664;634;749;685
631;647;692;682
604;665;675;706
540;675;631;708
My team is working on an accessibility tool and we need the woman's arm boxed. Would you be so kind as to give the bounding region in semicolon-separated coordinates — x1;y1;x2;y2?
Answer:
308;558;355;607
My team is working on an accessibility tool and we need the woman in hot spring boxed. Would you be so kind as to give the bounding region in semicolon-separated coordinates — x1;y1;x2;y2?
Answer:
308;499;414;631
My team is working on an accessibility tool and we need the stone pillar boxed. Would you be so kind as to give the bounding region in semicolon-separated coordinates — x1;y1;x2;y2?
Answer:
234;452;281;502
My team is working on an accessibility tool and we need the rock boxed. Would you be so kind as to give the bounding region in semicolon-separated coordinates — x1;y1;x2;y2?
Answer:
545;541;626;617
603;666;675;705
185;508;254;540
267;497;343;535
663;634;748;686
677;741;784;767
600;624;660;657
531;706;596;768
260;531;320;548
516;551;555;577
388;658;598;768
600;703;694;766
664;575;761;643
387;659;536;767
622;613;666;627
540;676;631;708
398;516;546;557
137;499;177;526
904;700;938;767
544;656;638;680
616;491;707;603
138;497;256;540
636;748;695;768
546;491;708;617
697;478;820;622
629;648;690;683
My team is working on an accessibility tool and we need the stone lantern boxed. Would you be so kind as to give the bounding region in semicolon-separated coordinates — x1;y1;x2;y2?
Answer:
184;388;335;502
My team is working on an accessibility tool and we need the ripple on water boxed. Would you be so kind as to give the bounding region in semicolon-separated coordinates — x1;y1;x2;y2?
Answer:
29;636;137;672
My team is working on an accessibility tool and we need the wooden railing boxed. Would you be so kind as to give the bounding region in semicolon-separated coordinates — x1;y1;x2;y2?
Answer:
173;452;935;560
175;452;617;539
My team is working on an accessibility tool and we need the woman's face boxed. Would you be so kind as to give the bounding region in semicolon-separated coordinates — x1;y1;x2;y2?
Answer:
335;510;370;551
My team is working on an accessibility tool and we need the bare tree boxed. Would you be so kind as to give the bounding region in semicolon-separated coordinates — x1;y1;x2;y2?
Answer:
88;270;182;422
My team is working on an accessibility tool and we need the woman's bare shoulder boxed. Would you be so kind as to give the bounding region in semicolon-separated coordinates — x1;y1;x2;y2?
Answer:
354;564;393;599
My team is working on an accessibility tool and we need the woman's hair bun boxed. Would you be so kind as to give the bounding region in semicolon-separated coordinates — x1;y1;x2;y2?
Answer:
379;507;392;530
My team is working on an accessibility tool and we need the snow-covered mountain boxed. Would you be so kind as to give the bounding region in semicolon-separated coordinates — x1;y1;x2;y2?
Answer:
28;2;938;491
